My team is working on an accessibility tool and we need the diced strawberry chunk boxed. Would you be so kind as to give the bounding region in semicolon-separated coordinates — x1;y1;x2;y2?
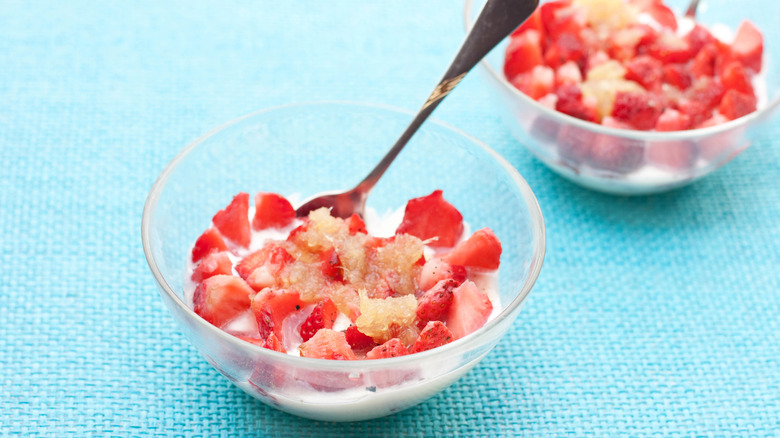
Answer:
395;190;463;248
442;228;502;270
237;333;286;353
344;325;377;351
252;192;295;231
235;243;293;281
555;83;597;122
690;43;719;78
588;124;644;172
647;32;694;64
299;299;338;342
511;7;544;39
504;29;544;79
319;247;344;283
251;288;304;342
410;321;454;354
730;20;763;72
193;275;254;327
654;108;691;132
212;192;251;248
720;61;755;95
681;77;726;125
191;228;228;263
611;91;662;131
541;1;584;39
719;89;757;120
191;251;233;283
511;65;555;100
346;214;366;235
299;329;356;360
544;32;585;69
366;338;409;359
662;63;692;90
416;278;458;329
647;3;677;30
685;24;716;53
555;61;582;86
625;55;663;90
446;281;493;340
419;258;466;291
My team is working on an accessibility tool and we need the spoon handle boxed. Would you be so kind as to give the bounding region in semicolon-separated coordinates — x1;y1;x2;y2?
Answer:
355;0;539;193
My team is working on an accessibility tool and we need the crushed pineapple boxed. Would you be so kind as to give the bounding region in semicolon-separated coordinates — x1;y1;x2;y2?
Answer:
355;289;417;344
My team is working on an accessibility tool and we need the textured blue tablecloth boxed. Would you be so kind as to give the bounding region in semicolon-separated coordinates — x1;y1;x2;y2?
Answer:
2;1;779;436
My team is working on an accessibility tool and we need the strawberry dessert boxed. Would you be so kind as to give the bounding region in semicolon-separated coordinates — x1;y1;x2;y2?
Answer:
186;190;502;360
505;0;765;131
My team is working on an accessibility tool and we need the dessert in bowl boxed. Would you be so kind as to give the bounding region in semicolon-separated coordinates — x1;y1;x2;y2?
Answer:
464;0;780;194
141;102;545;421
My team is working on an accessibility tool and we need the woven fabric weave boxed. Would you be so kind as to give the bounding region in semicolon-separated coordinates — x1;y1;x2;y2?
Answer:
1;1;779;436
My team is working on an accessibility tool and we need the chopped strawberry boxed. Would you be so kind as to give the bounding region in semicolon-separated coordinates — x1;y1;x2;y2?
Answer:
662;63;692;90
588;126;644;172
647;32;694;64
344;325;377;351
191;251;233;283
252;192;295;231
556;125;593;165
541;1;584;39
193;275;254;327
512;6;544;39
544;32;585;69
442;228;502;270
191;228;228;263
511;65;555;100
346;214;366;235
212;192;251;248
625;55;663;90
251;288;304;341
654;108;691;132
395;190;463;248
555;83;597;122
690;43;719;78
410;321;454;353
730;20;763;72
446;281;493;340
237;333;286;353
419;259;466;291
720;61;755;95
719;89;757;120
299;299;338;342
647;140;697;170
685;24;716;53
611;91;663;131
235;243;293;281
299;329;356;360
416;278;458;329
680;77;726;126
555;61;582;86
504;29;544;79
366;338;409;359
320;247;344;282
647;3;677;30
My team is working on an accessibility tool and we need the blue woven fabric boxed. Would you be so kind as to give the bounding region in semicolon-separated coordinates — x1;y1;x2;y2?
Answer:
2;1;779;436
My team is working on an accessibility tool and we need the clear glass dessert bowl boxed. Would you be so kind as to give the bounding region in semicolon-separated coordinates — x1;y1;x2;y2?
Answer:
141;102;546;421
465;0;780;195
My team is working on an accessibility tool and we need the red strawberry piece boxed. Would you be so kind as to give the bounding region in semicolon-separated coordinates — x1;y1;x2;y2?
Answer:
647;3;677;30
544;32;585;69
654;108;691;132
237;333;287;353
299;299;338;342
542;1;584;39
344;325;377;351
395;190;464;248
611;91;663;131
555;61;582;86
685;24;716;53
556;124;594;166
191;251;233;283
416;278;458;329
446;281;493;340
662;63;692;90
410;321;454;354
719;89;757;120
419;258;467;291
646;140;698;170
252;192;295;231
442;228;502;270
690;43;719;78
510;65;555;100
193;275;254;327
191;227;228;263
555;83;597;122
730;20;763;72
320;247;344;282
687;77;726;111
346;214;366;235
625;55;663;90
251;288;304;342
511;7;545;39
647;32;694;64
299;329;357;360
588;124;644;173
235;243;294;281
366;338;409;359
212;192;251;248
720;61;755;95
504;29;544;79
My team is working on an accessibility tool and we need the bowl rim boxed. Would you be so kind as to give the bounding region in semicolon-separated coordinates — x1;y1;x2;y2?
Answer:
463;0;780;141
141;100;546;371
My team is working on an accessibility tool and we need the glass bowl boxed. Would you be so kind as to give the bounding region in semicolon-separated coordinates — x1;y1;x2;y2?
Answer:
465;0;780;195
141;102;546;421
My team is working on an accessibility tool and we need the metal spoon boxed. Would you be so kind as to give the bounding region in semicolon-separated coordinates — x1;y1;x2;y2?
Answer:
296;0;539;219
684;0;700;18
